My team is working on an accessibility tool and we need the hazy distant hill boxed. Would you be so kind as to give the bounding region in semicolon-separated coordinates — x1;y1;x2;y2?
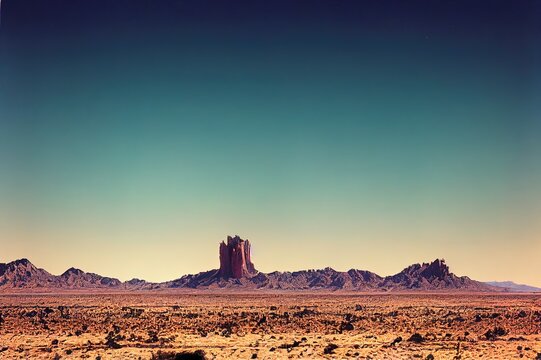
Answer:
485;281;541;293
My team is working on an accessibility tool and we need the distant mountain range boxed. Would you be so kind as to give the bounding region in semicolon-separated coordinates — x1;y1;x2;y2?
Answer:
0;258;153;291
485;281;541;293
0;236;536;292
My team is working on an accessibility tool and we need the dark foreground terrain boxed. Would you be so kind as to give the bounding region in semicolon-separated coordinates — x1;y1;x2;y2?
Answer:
0;292;540;359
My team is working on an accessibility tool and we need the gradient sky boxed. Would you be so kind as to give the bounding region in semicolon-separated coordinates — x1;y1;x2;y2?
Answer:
1;0;540;285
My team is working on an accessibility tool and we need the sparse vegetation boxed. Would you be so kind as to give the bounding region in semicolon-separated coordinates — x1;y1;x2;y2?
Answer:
0;293;539;358
151;350;206;360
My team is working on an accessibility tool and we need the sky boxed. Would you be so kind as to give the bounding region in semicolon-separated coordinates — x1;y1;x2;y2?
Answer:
0;0;540;285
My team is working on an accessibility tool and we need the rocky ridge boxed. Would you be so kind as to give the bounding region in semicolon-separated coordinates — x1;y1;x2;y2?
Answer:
0;236;503;291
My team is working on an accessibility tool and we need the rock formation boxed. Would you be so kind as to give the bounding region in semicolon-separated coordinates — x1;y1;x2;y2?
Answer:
60;267;122;288
0;237;508;292
0;259;148;290
169;256;498;291
218;235;257;279
0;258;55;288
382;259;489;290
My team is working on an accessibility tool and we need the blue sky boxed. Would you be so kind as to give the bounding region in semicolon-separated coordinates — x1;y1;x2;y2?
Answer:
1;0;540;285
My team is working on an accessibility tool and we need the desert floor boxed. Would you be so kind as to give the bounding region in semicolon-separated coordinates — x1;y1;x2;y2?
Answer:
0;292;540;359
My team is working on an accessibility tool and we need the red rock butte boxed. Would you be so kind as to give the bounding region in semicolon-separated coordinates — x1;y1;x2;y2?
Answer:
218;235;257;279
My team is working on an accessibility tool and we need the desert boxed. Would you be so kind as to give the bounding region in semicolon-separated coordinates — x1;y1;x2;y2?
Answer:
1;292;540;359
3;0;540;358
1;236;540;359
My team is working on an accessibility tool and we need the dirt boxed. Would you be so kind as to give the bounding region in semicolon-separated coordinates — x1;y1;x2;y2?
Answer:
0;292;540;359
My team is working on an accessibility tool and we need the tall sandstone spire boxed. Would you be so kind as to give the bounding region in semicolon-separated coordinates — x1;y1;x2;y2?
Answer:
218;235;257;279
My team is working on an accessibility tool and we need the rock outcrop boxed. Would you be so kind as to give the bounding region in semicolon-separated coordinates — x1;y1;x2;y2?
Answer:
382;259;489;290
218;235;257;279
0;258;56;288
60;267;122;288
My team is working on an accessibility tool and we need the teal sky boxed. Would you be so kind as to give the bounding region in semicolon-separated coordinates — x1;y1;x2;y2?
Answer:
1;1;540;285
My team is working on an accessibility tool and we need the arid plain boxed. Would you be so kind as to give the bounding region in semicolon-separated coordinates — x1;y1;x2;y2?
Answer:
1;292;540;359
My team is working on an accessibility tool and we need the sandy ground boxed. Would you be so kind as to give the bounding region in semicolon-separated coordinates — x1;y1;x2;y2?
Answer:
0;292;540;359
